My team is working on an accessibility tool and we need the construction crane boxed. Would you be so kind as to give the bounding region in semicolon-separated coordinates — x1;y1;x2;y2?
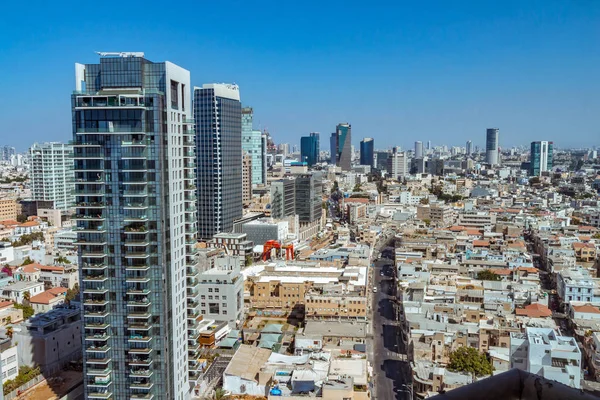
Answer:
262;240;294;261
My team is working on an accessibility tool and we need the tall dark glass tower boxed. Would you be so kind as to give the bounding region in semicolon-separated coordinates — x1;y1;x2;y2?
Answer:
300;132;319;166
194;84;242;239
335;123;352;171
530;141;553;176
73;52;198;399
360;138;374;167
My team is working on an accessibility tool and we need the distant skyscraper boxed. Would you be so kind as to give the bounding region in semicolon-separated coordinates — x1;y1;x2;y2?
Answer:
387;147;408;179
242;152;252;203
466;140;473;155
73;53;197;399
414;141;423;158
331;123;352;171
360;138;374;167
242;107;266;185
300;132;319;166
1;145;15;161
195;83;242;239
486;128;499;165
427;140;431;150
29;142;74;210
530;141;553;176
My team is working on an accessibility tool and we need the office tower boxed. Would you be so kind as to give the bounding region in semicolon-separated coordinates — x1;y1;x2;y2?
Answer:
300;132;319;166
295;173;323;222
270;178;296;219
360;138;374;167
261;134;268;183
29;142;74;210
466;140;472;155
242;152;252;203
194;84;242;239
1;145;16;161
375;151;390;171
414;141;423;159
331;123;352;171
241;107;266;185
330;133;337;166
73;52;197;399
387;147;408;179
530;141;553;176
427;140;431;150
486;128;499;165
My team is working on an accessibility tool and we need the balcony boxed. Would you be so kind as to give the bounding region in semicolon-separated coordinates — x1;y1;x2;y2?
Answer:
127;300;151;308
123;189;148;197
126;264;150;271
130;394;154;400
128;347;152;355
86;368;112;376
75;226;107;233
81;263;107;270
129;370;153;378
127;312;151;319
85;333;110;341
124;225;148;233
83;287;109;295
126;288;150;296
128;357;153;367
81;252;107;259
74;214;106;221
128;335;151;343
127;323;152;331
84;323;110;330
87;391;112;399
83;274;108;282
87;379;112;388
86;345;111;353
124;253;151;260
76;202;107;209
84;298;109;307
123;215;148;222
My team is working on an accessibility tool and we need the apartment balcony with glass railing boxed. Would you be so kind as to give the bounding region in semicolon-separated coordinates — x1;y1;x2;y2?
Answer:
130;393;154;400
82;284;109;295
87;390;112;399
74;212;106;221
128;356;153;367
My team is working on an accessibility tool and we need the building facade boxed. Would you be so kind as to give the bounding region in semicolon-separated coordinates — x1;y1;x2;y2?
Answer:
270;178;296;219
195;84;242;239
466;140;472;155
73;53;197;399
360;138;374;167
29;142;74;210
295;173;323;223
387;148;408;179
242;152;252;204
242;107;266;185
485;128;499;165
414;141;423;159
331;123;352;171
529;141;553;176
300;132;319;166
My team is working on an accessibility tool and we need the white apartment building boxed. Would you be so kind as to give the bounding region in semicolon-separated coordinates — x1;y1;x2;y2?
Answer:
510;327;581;388
198;256;244;327
29;142;74;210
557;267;599;305
457;212;497;227
1;281;45;303
387;148;408;179
0;337;19;382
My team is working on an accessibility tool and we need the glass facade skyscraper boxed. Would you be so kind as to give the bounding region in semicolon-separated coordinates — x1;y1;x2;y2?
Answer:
330;123;351;171
73;53;198;399
360;138;374;167
242;107;266;185
486;128;499;165
194;84;242;239
300;132;319;166
530;141;553;176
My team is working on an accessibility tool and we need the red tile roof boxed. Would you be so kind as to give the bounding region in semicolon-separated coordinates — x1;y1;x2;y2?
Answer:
515;303;552;318
29;288;67;305
473;240;490;247
572;304;600;314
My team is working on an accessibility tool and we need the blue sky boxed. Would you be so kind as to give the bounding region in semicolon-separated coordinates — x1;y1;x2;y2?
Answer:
1;0;598;151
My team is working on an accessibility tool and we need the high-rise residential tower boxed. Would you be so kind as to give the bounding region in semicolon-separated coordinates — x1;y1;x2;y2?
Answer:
330;123;352;171
387;147;408;179
241;107;266;185
360;138;374;167
530;141;553;176
1;146;16;161
414;141;423;159
194;84;242;239
486;128;499;165
300;132;319;166
73;52;198;399
30;142;74;210
466;140;473;155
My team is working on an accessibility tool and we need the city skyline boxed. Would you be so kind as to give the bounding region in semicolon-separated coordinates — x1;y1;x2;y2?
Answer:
1;2;599;150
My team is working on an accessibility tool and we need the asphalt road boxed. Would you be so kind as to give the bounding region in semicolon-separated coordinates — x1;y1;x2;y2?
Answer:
371;253;412;400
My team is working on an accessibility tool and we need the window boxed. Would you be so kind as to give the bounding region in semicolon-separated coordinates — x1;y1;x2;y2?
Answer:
208;288;213;293
209;303;219;314
8;367;16;376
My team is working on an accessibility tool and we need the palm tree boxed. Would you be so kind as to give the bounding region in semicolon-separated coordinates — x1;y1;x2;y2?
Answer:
23;290;31;305
6;326;13;339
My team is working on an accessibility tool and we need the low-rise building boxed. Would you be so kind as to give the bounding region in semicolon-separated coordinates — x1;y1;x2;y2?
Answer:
1;281;45;303
14;306;82;375
0;336;19;382
510;327;581;388
29;287;68;314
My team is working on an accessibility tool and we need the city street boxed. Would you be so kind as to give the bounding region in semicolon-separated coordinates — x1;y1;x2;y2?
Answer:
370;247;412;400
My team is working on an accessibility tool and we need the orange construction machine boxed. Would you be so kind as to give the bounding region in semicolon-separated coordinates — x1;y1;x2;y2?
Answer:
262;240;294;261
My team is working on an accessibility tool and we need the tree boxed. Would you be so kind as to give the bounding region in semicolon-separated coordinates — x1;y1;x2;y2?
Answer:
14;303;34;319
420;198;429;205
21;257;34;266
23;291;31;305
448;346;493;377
55;255;71;264
5;326;13;339
65;283;80;304
16;214;27;223
477;269;500;281
353;183;362;192
423;219;431;226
